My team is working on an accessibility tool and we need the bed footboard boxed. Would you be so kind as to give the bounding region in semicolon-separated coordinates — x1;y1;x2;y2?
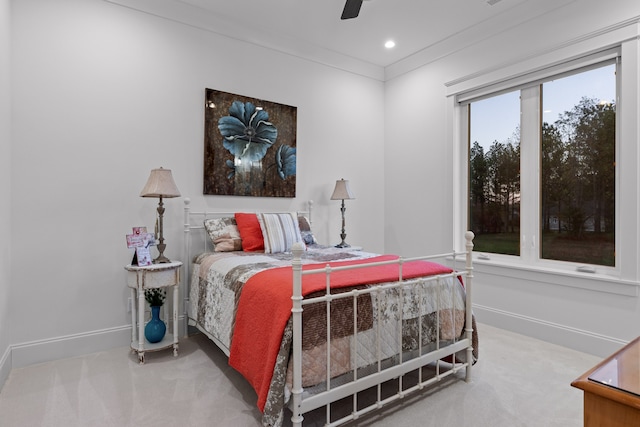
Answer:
289;231;475;426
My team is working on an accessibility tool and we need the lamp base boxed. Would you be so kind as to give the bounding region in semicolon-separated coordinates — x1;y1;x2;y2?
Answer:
335;242;350;248
153;254;171;264
153;242;171;264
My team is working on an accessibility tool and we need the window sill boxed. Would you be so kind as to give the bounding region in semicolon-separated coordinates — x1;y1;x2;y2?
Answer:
454;257;639;297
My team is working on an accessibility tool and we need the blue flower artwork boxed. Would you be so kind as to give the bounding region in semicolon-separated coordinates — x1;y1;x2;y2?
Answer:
276;145;296;179
218;101;277;162
204;89;297;197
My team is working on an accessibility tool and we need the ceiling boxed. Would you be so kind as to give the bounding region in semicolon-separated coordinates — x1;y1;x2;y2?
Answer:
109;0;570;79
175;0;534;67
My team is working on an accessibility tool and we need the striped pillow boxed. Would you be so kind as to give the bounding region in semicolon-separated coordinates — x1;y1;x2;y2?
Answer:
258;213;304;254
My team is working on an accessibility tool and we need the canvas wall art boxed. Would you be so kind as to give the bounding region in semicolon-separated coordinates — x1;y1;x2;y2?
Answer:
203;88;297;197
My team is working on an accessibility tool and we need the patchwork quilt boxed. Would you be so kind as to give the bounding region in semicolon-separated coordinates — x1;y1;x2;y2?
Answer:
188;245;478;427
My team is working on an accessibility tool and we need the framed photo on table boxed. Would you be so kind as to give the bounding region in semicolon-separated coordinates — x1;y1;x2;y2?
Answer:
126;227;156;266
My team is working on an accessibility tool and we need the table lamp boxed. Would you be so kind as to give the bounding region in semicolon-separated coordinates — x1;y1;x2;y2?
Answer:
140;167;181;263
330;178;355;248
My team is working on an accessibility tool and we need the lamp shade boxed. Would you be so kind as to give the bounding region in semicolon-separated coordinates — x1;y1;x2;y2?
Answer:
140;167;181;198
330;179;355;200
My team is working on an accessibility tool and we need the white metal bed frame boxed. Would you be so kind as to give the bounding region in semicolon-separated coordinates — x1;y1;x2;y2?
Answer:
182;198;475;427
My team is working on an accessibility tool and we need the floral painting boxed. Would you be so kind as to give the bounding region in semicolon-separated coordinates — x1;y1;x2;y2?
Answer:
204;88;297;197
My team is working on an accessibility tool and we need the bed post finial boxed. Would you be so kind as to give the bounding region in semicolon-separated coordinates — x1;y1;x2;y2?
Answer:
465;230;474;247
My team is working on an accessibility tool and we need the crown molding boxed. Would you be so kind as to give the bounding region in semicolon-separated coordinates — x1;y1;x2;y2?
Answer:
103;0;385;81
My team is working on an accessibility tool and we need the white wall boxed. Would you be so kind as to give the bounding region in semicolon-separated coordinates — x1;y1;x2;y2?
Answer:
7;0;384;367
384;64;454;257
0;0;11;385
385;0;640;357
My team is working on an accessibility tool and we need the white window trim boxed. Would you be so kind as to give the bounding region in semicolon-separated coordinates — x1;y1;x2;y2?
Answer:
448;21;640;297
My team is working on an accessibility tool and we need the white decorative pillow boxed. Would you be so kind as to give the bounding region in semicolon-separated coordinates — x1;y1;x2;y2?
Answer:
258;213;305;254
203;217;242;252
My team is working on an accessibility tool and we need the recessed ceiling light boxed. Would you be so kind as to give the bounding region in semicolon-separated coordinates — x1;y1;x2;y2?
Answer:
385;40;395;49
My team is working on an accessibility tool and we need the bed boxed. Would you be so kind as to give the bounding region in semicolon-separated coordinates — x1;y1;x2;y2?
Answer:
182;199;477;427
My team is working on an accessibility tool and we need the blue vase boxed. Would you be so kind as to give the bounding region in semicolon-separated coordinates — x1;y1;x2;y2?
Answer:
145;305;166;343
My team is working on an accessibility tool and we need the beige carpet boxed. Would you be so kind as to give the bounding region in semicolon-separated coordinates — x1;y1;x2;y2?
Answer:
0;323;602;426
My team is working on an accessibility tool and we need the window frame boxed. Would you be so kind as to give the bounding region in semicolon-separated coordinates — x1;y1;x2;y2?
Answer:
466;60;618;269
448;27;640;296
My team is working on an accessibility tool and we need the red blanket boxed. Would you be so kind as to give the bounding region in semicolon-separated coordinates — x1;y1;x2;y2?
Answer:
228;255;455;412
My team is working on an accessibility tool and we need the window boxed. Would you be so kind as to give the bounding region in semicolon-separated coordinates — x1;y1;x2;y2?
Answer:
469;91;521;256
466;61;617;268
540;66;616;266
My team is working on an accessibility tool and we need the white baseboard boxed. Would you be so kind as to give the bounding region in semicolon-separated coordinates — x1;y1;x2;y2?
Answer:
2;308;622;387
474;304;627;358
10;317;187;369
11;326;132;369
0;345;10;392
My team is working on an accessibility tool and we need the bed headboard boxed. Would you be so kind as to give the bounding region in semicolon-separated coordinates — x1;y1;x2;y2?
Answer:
182;198;312;260
182;198;313;314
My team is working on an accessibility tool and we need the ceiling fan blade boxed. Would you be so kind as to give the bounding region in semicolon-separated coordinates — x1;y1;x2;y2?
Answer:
341;0;363;20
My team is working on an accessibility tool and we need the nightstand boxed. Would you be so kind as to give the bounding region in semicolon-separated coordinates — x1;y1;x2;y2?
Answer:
125;261;182;364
